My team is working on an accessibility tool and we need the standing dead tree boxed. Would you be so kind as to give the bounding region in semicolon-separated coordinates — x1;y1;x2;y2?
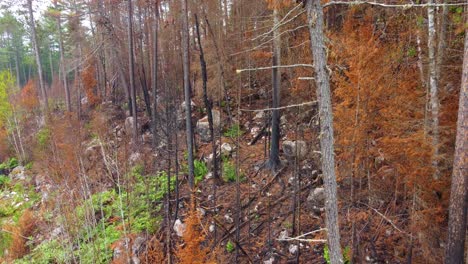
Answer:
306;0;343;263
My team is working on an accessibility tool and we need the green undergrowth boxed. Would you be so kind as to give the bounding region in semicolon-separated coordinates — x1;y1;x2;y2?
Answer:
15;165;175;263
0;166;40;260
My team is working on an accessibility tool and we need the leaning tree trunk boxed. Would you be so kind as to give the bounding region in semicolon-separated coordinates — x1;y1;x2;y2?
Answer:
306;1;343;263
181;0;195;190
127;0;138;143
268;6;282;171
28;0;48;110
445;26;468;264
427;0;440;179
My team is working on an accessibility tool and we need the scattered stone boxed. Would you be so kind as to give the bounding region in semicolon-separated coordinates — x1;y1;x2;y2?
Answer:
129;152;141;165
307;187;325;208
280;115;287;126
221;142;233;156
197;208;206;216
50;226;64;239
132;256;140;264
196;110;221;142
224;214;234;224
132;235;146;256
125;116;136;135
205;172;213;180
250;126;260;137
208;195;214;201
289;244;298;255
278;230;289;240
264;256;275;264
81;96;88;105
254;111;265;120
173;219;186;237
113;237;130;260
209;224;215;233
9;166;26;180
282;140;308;160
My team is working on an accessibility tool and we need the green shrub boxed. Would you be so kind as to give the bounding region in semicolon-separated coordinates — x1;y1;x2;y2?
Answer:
222;157;244;183
226;240;235;253
0;157;19;170
0;174;10;187
224;124;243;138
323;245;351;264
37;127;50;147
194;160;208;184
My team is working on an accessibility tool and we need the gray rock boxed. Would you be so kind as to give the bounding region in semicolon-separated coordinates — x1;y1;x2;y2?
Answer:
278;230;289;240
173;219;186;237
125;116;136;135
132;235;146;256
254;111;265;120
209;224;215;232
196;110;221;142
113;237;130;260
289;244;298;255
129;152;141;165
307;187;325;208
9;166;26;180
282;140;308;160
264;256;275;264
280;115;287;125
224;214;234;224
221;142;233;156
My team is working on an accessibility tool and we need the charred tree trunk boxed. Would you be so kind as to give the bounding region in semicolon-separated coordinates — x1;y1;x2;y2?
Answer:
268;6;281;171
181;0;195;190
128;0;138;142
306;1;343;263
152;2;159;148
195;14;219;180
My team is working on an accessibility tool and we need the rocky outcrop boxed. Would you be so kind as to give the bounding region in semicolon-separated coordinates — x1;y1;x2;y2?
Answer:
282;140;308;160
196;110;221;142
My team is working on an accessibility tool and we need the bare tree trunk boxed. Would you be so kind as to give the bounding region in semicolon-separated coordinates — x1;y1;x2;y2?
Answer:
181;0;195;190
14;48;21;89
195;14;219;181
48;42;54;83
268;6;282;171
28;0;48;110
306;1;343;263
427;0;440;179
152;3;159;148
445;27;468;264
128;0;138;143
55;0;72;112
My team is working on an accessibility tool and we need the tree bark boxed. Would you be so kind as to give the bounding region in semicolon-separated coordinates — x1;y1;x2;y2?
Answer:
427;0;440;179
55;0;72;112
268;6;282;171
152;2;159;148
306;1;343;263
195;14;219;181
181;0;195;190
128;0;138;143
27;0;48;110
445;27;468;264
